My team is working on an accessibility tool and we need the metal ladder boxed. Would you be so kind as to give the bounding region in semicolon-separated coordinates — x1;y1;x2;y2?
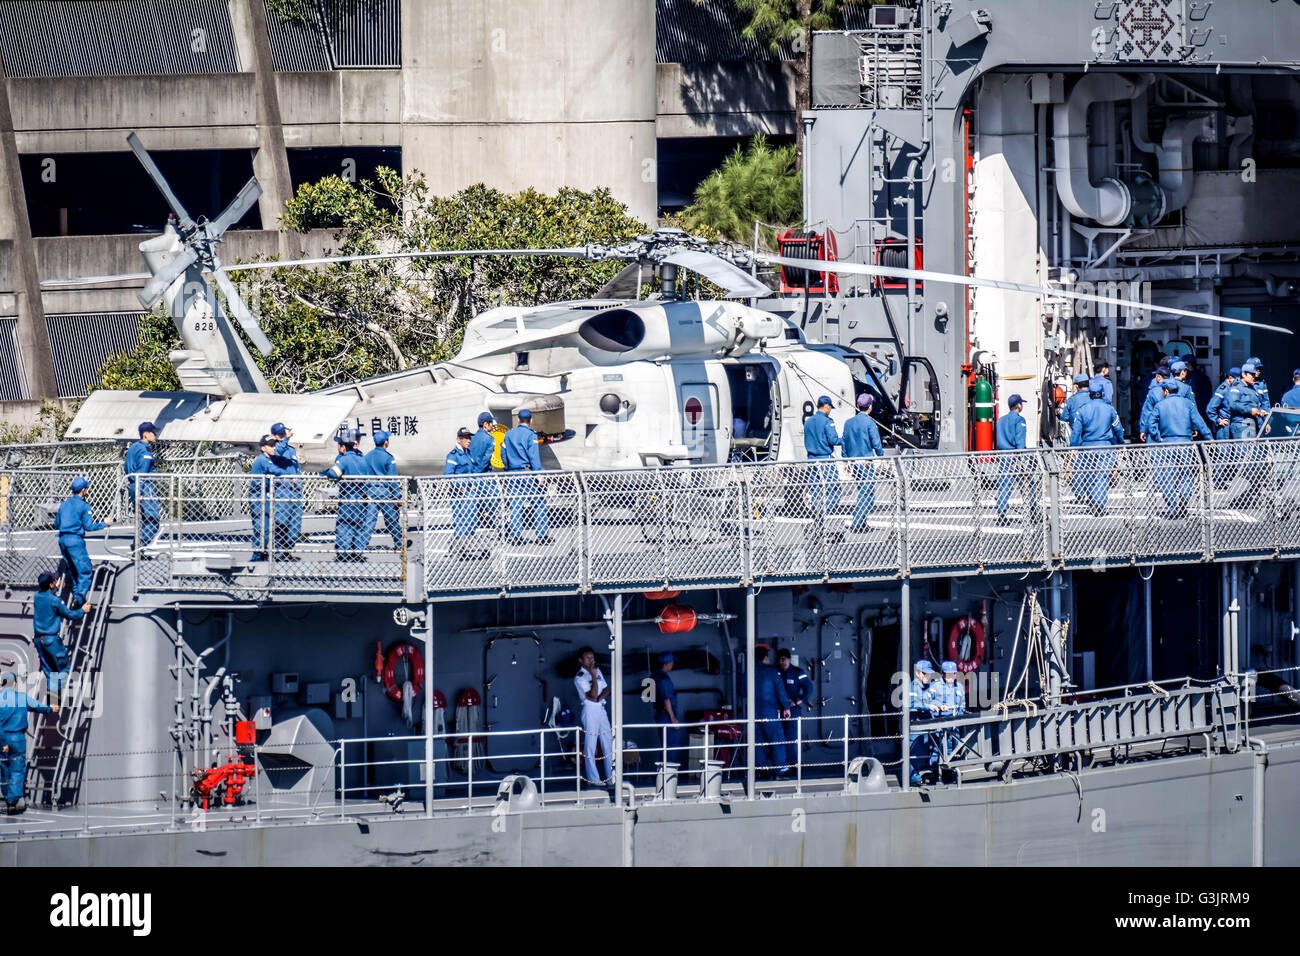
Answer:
26;562;118;808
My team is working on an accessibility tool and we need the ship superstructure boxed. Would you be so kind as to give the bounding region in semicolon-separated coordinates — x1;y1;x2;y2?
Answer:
5;0;1300;866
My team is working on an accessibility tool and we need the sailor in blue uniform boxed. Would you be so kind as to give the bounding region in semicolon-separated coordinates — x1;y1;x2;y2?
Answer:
1059;374;1092;431
271;423;304;554
776;648;813;768
1281;370;1300;410
1097;361;1114;405
469;412;500;530
249;435;292;562
365;430;404;550
754;646;791;776
1068;379;1125;514
841;393;884;532
0;670;55;814
125;421;160;547
33;570;84;700
933;660;966;764
444;427;477;550
55;476;113;608
1184;356;1214;415
1139;366;1172;441
1206;368;1238;440
320;430;374;561
804;395;843;522
652;652;685;770
995;394;1038;523
1150;380;1213;518
1246;356;1271;409
908;660;939;785
501;409;550;543
1227;365;1267;439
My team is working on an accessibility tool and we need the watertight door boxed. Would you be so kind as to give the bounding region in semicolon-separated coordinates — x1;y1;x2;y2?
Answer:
679;382;719;462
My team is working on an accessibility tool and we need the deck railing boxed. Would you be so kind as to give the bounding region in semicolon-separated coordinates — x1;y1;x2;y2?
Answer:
4;437;1300;597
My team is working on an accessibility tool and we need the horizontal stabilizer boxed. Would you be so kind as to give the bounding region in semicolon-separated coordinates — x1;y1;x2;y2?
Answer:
65;391;358;446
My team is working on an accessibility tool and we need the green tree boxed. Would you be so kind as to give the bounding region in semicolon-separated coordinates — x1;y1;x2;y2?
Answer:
96;310;182;391
679;134;801;245
96;172;647;393
697;0;878;159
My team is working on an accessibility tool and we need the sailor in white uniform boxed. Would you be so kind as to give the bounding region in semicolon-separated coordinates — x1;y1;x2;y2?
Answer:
573;646;613;785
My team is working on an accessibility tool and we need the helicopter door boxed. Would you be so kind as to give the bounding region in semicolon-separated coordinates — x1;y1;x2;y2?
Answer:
679;383;719;462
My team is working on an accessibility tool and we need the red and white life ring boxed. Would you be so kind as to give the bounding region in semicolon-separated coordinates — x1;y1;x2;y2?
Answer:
946;617;986;674
383;642;425;702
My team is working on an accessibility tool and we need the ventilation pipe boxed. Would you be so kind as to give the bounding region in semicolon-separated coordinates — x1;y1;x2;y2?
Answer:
1054;74;1162;226
1156;113;1219;214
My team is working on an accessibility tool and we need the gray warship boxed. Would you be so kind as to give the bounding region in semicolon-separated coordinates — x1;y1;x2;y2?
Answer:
5;0;1300;866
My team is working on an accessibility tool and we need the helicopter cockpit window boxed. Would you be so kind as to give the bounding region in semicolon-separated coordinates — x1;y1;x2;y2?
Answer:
578;310;646;352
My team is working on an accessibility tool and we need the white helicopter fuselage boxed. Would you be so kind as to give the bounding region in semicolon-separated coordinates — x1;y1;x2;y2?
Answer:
332;298;860;473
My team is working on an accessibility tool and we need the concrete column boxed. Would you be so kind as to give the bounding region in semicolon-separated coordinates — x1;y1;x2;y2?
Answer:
611;593;624;806
423;601;434;817
229;0;293;247
0;57;56;399
401;0;657;225
745;586;755;797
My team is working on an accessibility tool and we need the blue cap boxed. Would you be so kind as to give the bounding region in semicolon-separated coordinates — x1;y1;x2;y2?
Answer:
259;434;277;448
518;408;533;421
1072;373;1089;385
337;430;355;446
37;571;56;588
1170;360;1186;373
270;422;288;437
915;660;934;674
1161;379;1177;391
1155;365;1171;377
1291;369;1300;379
1242;363;1258;375
373;430;390;445
1229;366;1241;378
659;651;674;664
71;476;89;492
1088;376;1105;392
817;395;833;407
1247;356;1262;367
1007;394;1024;409
477;412;495;426
138;421;156;436
857;393;874;409
941;660;958;674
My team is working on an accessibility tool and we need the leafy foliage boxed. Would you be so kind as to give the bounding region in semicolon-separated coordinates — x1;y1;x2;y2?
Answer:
679;135;801;244
0;398;81;444
732;0;854;52
97;171;647;393
96;311;182;392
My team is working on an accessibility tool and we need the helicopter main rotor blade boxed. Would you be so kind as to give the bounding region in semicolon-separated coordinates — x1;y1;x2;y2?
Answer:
212;268;273;356
138;244;199;310
41;271;153;288
754;253;1295;335
126;132;197;232
208;177;263;238
661;249;771;298
222;247;591;272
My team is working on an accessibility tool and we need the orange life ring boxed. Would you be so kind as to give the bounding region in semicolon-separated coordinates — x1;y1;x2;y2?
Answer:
383;642;425;703
946;617;986;674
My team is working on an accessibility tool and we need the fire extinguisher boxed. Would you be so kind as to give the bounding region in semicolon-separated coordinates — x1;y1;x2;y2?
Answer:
974;376;994;451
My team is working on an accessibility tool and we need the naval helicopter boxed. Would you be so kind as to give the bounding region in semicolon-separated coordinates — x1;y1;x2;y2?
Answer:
44;132;1292;473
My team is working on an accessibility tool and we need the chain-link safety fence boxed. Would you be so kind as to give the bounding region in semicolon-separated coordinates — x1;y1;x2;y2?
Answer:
9;437;1300;598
